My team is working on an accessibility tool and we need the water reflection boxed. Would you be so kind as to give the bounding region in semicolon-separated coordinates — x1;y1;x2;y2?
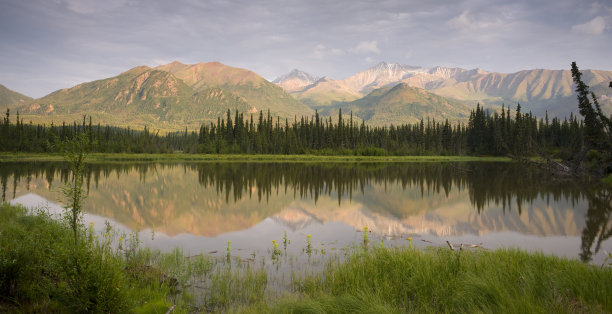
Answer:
1;161;611;263
580;186;612;262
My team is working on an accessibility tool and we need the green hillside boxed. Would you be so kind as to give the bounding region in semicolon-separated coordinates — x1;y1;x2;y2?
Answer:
0;84;32;107
156;61;314;119
296;89;361;108
12;66;251;131
291;78;363;109
7;61;314;132
322;83;472;126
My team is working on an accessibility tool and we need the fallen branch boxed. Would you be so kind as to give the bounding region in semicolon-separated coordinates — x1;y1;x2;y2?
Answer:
165;305;176;314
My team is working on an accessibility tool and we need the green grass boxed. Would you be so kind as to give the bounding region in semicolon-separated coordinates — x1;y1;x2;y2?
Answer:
0;152;512;163
0;204;187;312
2;203;610;313
0;204;132;312
266;247;612;313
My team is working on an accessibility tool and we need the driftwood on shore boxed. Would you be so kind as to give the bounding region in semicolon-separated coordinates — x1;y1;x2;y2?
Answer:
507;138;585;179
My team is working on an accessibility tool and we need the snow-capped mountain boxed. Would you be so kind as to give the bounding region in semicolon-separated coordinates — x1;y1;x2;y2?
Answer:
342;62;428;93
272;69;320;93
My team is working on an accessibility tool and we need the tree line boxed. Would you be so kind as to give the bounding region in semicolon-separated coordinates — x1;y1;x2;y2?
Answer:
0;105;585;157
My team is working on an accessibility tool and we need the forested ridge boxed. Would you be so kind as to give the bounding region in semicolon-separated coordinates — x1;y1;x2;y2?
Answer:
0;104;583;157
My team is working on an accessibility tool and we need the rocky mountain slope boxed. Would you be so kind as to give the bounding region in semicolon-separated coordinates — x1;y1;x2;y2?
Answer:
13;66;251;130
9;61;313;131
275;62;612;118
156;61;313;120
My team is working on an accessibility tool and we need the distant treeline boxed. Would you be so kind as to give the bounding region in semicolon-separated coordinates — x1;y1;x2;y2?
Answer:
0;105;583;156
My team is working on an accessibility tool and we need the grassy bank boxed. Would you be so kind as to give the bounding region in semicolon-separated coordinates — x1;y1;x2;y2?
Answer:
1;204;610;313
267;248;612;313
0;152;511;163
0;203;177;312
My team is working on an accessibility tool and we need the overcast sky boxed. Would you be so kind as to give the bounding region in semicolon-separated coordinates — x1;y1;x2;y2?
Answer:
1;0;611;98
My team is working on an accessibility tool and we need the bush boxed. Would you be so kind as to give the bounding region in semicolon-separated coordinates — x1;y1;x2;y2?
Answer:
356;147;387;156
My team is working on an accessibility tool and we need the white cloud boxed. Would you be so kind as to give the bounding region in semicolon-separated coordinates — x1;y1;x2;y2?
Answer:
349;41;381;54
365;57;375;63
448;10;505;32
311;45;344;59
449;11;475;30
571;16;607;35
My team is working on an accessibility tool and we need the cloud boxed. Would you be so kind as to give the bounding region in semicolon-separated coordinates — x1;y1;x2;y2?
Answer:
447;10;508;33
448;11;476;30
571;16;607;35
311;44;344;59
349;41;381;54
365;57;375;63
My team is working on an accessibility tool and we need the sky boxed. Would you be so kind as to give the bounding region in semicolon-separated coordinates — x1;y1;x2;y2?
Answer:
1;0;611;98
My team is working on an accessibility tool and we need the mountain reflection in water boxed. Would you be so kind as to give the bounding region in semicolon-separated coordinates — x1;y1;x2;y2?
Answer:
1;161;611;264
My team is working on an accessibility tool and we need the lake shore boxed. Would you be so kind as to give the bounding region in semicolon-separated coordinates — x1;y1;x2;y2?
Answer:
0;152;512;163
1;203;610;312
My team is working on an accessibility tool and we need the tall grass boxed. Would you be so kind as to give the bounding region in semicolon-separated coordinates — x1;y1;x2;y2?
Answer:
0;204;130;312
278;247;612;313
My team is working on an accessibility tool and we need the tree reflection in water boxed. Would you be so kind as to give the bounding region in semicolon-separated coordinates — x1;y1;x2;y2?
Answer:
580;185;612;263
1;161;610;262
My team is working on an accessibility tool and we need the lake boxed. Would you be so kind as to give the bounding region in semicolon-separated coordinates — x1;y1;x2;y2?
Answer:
2;161;611;265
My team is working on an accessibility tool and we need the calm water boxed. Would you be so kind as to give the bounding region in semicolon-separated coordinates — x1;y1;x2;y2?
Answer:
2;161;611;264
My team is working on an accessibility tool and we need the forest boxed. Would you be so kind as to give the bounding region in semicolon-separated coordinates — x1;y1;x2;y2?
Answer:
0;104;584;158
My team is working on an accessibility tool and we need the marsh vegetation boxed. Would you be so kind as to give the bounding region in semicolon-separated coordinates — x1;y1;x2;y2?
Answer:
1;203;611;312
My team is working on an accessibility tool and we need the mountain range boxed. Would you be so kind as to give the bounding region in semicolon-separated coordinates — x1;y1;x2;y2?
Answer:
1;61;611;131
275;62;612;117
277;62;612;119
4;62;313;131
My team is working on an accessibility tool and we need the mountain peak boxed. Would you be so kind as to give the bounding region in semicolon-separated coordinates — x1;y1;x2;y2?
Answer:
371;61;393;71
272;69;321;93
122;65;151;74
273;69;319;84
370;62;421;72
